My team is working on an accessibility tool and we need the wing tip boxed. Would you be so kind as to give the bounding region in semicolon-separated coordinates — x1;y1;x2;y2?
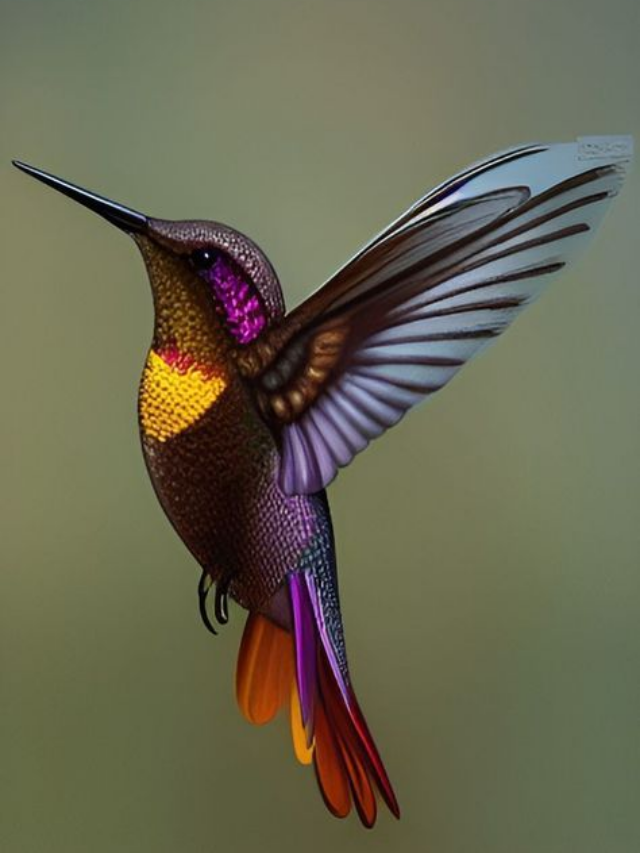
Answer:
575;135;634;170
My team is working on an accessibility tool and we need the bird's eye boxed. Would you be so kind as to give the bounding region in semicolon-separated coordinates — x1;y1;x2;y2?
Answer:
190;248;218;270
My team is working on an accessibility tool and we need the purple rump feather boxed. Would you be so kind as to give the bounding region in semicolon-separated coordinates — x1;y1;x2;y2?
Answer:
288;572;317;741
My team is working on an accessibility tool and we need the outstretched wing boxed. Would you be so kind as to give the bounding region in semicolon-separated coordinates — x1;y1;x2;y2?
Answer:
238;137;633;495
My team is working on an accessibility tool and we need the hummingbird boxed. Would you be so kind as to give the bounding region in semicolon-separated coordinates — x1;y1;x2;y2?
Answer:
14;136;632;827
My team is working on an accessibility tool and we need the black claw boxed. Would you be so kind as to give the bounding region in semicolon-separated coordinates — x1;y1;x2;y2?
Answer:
214;574;232;625
197;570;218;636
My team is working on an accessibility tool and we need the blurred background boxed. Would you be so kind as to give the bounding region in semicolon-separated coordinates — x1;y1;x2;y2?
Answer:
1;1;638;851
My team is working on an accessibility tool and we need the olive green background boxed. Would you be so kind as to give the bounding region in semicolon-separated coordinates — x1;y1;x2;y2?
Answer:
1;1;638;851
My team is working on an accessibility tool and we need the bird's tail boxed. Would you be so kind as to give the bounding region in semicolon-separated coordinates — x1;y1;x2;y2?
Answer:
235;572;399;827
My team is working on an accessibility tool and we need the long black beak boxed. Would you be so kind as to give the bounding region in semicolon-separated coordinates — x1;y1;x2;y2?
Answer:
12;160;148;234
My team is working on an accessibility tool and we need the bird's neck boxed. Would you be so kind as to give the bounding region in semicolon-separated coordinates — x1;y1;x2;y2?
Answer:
135;235;233;442
135;233;231;368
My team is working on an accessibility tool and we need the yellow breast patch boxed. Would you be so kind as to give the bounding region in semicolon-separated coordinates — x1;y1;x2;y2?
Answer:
139;349;227;442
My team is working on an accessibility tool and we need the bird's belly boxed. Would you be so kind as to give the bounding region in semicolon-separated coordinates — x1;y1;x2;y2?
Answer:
139;378;329;610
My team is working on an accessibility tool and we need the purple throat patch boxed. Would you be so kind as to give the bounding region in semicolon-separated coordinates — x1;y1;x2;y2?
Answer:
204;255;266;344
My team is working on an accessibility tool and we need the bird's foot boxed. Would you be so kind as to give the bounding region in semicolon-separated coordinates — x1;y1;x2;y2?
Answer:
197;570;217;635
197;568;235;635
214;572;232;625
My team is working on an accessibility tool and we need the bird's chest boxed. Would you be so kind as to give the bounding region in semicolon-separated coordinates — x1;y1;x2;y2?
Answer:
137;347;277;566
138;347;270;491
138;347;229;443
137;348;331;612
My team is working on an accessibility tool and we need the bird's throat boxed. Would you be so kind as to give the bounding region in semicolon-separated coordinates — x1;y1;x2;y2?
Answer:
139;346;227;442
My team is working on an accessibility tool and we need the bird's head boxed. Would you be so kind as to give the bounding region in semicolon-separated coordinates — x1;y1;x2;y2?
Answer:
13;162;284;362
